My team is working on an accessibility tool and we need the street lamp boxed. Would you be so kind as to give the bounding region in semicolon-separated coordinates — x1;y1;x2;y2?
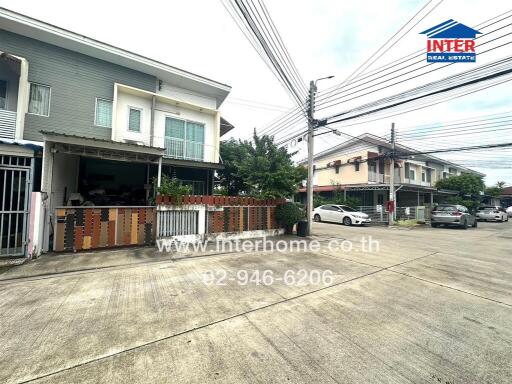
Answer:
306;75;335;236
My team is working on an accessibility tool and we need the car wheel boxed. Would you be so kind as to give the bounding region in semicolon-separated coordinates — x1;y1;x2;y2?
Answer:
343;216;352;226
461;218;468;229
472;219;478;228
313;214;321;222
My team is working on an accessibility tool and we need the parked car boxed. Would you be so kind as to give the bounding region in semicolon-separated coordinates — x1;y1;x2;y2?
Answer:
507;206;512;218
313;204;371;226
431;204;477;229
476;206;509;222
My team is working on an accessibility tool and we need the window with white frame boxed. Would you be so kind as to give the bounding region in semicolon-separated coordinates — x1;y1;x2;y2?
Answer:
95;98;113;127
28;83;51;116
128;107;141;132
164;117;205;160
0;80;7;109
405;163;416;180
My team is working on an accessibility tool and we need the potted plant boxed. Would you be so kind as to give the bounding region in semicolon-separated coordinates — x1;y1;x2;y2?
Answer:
275;202;305;235
154;175;192;206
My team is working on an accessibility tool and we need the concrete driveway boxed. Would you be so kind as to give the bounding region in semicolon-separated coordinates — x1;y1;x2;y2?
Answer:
1;221;511;383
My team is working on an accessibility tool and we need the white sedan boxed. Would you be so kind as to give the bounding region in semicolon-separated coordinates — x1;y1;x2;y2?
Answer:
313;204;371;226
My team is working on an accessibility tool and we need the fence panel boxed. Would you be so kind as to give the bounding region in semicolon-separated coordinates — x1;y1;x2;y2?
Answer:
157;209;199;238
358;206;388;224
54;206;156;252
357;206;432;224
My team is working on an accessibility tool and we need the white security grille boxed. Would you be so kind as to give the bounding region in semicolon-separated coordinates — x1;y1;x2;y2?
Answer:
157;209;199;237
0;156;32;257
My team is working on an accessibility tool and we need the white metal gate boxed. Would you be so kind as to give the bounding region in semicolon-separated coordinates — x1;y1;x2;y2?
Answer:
157;209;199;238
0;155;32;257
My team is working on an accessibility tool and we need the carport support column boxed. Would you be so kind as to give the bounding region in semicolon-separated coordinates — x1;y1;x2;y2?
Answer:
157;157;162;188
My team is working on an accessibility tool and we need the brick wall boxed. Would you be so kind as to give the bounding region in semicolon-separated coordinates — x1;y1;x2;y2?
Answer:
157;195;284;234
207;206;278;233
54;207;156;252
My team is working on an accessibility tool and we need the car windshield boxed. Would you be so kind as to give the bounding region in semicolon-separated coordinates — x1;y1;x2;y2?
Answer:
339;205;357;212
434;206;457;212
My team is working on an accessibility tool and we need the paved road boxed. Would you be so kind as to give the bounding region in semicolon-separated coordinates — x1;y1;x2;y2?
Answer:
1;221;511;383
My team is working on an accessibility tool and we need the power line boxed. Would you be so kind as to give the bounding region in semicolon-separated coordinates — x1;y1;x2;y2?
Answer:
318;0;443;101
243;0;307;97
275;72;512;148
396;109;512;130
268;25;512;141
318;10;512;102
254;0;452;138
325;54;512;125
395;142;512;156
316;31;512;112
396;120;512;139
255;8;512;141
223;0;307;108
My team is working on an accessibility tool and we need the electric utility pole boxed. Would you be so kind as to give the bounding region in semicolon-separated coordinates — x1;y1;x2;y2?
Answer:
389;122;395;225
306;80;316;236
305;76;334;236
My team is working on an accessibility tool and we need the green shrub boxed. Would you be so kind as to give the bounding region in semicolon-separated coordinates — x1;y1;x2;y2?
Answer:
275;202;305;227
313;192;361;209
154;175;192;204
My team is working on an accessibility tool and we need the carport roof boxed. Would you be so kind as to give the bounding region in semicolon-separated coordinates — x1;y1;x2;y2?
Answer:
41;131;164;163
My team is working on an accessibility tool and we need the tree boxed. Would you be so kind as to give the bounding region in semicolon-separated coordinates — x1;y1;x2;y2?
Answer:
435;173;485;196
217;133;307;198
217;138;251;195
435;174;485;211
484;187;502;198
484;181;506;198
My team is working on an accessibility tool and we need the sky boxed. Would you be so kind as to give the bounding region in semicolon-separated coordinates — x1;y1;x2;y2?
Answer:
1;0;511;185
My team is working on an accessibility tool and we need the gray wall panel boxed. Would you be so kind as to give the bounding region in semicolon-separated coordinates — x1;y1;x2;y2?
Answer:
0;30;157;141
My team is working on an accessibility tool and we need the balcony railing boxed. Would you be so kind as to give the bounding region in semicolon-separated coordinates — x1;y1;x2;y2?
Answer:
0;110;16;139
368;171;384;183
164;137;218;163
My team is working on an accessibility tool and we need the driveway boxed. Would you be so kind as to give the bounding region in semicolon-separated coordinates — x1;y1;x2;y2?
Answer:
1;221;511;383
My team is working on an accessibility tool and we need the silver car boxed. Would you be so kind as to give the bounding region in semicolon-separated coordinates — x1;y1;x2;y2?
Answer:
476;206;509;222
431;204;477;229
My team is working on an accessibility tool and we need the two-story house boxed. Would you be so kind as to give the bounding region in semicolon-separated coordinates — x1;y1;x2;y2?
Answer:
298;133;484;207
0;7;232;256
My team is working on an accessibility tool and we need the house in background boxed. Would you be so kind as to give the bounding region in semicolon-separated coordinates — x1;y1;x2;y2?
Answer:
500;186;512;208
298;133;484;207
0;7;232;256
